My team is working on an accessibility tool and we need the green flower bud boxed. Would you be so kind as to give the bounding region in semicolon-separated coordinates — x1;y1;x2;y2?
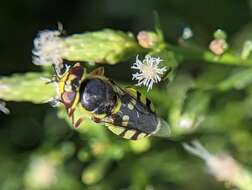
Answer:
214;29;227;40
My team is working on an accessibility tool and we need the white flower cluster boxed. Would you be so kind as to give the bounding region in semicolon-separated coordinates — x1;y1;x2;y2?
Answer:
131;55;167;91
32;30;65;66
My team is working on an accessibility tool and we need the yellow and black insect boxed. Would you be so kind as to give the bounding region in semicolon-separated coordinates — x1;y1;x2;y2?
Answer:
54;63;170;140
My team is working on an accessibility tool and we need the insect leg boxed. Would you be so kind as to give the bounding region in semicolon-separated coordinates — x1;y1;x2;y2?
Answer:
91;116;102;123
73;117;84;128
66;108;79;128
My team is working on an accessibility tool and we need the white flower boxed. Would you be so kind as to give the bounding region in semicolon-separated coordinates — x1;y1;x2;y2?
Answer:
131;55;167;91
179;115;194;129
32;30;65;66
182;27;193;40
178;115;204;129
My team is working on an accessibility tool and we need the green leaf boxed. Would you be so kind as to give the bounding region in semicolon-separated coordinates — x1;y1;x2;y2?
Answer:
217;67;252;90
170;90;210;135
63;29;144;64
0;72;56;103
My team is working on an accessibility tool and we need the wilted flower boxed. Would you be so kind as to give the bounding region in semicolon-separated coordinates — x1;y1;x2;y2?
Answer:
131;55;167;91
0;101;10;114
32;30;66;66
183;141;248;187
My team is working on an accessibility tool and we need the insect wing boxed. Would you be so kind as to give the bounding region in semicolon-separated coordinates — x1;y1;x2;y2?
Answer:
152;118;171;138
105;83;170;139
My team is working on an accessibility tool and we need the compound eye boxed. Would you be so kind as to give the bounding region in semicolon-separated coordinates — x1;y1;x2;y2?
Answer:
80;79;116;114
61;91;76;108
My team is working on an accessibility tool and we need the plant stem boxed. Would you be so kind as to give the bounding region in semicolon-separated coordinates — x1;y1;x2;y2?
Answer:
166;44;252;66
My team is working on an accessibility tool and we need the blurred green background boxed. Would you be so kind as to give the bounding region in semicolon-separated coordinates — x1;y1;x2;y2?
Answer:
1;0;252;190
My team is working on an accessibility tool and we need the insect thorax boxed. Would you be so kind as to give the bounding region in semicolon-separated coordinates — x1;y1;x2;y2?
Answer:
79;78;117;115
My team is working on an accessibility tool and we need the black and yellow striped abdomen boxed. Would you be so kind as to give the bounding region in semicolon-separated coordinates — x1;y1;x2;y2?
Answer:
105;89;160;140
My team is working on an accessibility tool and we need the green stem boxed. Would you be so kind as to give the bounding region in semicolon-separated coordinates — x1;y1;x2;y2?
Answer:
166;44;252;66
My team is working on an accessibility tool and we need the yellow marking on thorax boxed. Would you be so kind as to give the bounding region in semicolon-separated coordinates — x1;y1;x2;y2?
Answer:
111;99;122;114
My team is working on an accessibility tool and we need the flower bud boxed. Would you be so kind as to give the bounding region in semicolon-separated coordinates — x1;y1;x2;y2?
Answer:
214;29;227;40
137;31;160;49
209;29;228;56
209;39;228;56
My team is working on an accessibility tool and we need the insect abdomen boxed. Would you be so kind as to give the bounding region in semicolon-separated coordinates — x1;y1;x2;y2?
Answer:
105;123;149;140
108;93;159;139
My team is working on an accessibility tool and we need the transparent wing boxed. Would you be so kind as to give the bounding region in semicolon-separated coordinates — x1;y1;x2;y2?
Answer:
153;118;171;138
